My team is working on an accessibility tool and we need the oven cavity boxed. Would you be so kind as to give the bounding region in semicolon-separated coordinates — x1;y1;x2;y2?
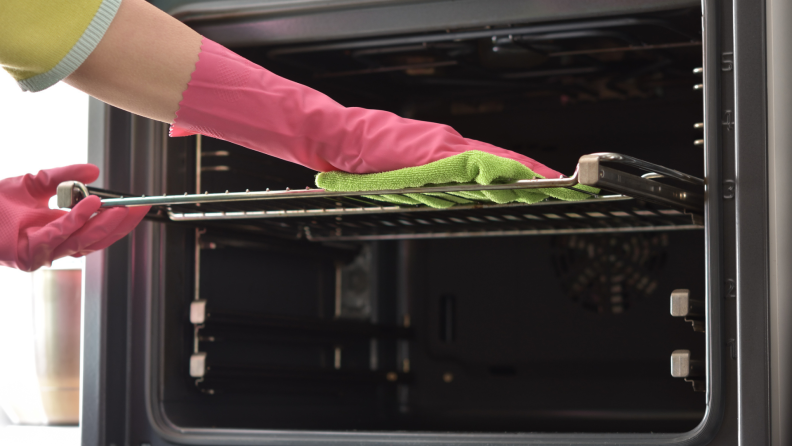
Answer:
148;5;710;434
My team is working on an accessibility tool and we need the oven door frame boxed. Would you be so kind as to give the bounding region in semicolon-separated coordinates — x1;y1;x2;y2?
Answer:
78;0;768;444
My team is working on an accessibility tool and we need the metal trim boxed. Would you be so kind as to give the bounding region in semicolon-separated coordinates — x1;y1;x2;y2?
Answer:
121;2;730;446
62;174;580;208
59;153;704;217
304;223;703;242
734;0;772;443
167;195;630;221
267;18;697;58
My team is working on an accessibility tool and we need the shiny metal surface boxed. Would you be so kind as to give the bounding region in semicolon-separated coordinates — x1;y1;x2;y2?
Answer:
670;349;705;393
304;223;703;241
670;289;705;332
578;155;704;212
56;181;90;210
671;349;694;378
190;353;207;378
265;17;697;58
79;0;732;443
163;0;699;25
32;269;82;425
172;194;702;241
60;175;581;208
55;153;705;242
58;153;704;217
581;153;705;186
168;194;627;221
670;289;694;317
547;40;700;57
0;268;82;425
190;300;207;325
767;0;792;441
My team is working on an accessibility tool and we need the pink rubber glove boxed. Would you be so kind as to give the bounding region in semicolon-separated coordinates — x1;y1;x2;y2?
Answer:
171;38;564;179
0;165;150;272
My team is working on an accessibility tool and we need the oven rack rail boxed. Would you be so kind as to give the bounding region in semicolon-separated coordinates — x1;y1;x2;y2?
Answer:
57;153;704;239
298;198;703;242
58;152;703;210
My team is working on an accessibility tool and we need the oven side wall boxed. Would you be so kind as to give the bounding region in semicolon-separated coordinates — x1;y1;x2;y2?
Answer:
81;100;136;446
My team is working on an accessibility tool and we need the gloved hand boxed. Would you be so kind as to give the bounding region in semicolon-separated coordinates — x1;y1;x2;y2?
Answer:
170;38;564;180
0;164;150;272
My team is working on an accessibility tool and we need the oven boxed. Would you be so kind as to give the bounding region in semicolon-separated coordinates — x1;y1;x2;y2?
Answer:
74;0;790;444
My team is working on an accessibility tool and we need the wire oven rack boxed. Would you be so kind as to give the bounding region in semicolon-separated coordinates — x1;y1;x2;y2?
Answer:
57;153;704;241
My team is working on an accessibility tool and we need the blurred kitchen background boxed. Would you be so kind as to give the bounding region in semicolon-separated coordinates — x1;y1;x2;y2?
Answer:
0;72;89;445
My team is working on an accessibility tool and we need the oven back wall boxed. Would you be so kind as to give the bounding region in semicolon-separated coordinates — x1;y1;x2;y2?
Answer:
407;233;705;432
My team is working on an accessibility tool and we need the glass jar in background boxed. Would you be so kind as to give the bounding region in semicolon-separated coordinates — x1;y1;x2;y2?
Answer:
31;268;82;425
0;259;83;425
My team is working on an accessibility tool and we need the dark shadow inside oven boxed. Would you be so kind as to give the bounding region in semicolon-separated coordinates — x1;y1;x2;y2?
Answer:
159;6;708;433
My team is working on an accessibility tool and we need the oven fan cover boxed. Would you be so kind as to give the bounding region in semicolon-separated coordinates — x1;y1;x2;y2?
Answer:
552;233;668;314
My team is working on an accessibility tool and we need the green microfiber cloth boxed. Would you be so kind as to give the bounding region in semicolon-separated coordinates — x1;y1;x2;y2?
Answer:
316;150;599;209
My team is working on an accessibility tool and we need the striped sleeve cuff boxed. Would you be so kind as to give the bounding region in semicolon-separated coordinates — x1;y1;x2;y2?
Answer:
17;0;123;92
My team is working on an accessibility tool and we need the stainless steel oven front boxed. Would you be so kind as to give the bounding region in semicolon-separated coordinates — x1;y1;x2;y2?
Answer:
77;0;788;445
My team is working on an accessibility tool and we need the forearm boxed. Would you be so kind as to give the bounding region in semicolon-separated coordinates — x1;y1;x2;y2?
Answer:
64;0;202;123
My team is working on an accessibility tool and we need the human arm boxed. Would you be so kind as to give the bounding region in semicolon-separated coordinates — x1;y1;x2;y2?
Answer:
2;0;562;179
0;0;200;123
0;165;149;271
0;0;162;271
63;0;202;123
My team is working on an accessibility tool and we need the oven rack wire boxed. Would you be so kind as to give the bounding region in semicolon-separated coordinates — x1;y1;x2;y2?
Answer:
57;153;704;240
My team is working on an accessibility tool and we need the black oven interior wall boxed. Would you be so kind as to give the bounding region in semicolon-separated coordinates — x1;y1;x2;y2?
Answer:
159;6;707;433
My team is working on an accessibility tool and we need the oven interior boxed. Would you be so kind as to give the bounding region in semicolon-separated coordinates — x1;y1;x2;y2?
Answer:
158;6;708;434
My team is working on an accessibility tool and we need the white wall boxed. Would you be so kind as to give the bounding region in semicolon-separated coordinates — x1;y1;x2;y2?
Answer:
0;72;88;444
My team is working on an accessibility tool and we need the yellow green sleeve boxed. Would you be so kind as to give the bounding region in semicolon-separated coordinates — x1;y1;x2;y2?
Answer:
0;0;122;92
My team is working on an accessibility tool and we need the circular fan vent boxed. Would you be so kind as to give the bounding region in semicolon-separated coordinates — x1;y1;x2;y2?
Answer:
551;233;668;314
